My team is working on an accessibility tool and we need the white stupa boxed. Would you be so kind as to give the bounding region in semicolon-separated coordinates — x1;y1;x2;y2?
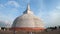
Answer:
12;4;45;32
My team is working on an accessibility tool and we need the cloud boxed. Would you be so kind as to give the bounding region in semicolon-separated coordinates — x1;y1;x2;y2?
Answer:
5;1;20;8
0;20;11;27
37;5;60;27
0;4;5;8
0;4;5;9
56;6;60;9
0;1;20;9
0;14;13;27
47;5;60;26
0;0;20;27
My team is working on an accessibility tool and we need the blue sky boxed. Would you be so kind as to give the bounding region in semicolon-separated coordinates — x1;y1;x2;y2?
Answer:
0;0;60;27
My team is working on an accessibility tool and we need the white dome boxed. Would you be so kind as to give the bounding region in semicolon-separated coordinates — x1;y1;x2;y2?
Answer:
12;4;44;28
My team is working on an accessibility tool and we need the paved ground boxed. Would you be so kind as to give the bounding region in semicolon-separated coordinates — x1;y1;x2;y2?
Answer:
0;29;60;34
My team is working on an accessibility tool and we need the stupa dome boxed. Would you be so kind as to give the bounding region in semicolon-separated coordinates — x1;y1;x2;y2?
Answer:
12;4;45;31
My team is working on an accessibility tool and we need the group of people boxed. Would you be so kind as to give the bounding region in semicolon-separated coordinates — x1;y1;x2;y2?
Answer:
0;27;9;31
45;26;60;32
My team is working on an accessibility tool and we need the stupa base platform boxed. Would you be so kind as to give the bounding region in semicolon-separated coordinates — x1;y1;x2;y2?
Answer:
10;27;45;32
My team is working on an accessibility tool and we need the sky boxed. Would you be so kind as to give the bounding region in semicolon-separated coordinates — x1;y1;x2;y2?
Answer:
0;0;60;27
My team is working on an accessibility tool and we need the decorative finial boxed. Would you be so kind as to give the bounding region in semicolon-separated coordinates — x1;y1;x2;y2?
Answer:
23;3;33;14
27;3;30;10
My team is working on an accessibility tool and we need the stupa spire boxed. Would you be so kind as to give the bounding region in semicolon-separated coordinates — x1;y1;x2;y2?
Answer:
27;3;30;10
23;3;33;14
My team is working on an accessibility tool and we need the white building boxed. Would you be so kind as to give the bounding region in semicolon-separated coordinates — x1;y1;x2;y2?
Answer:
12;4;45;31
